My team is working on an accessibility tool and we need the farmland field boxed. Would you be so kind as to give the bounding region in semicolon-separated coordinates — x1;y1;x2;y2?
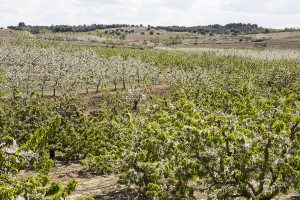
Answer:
1;28;300;200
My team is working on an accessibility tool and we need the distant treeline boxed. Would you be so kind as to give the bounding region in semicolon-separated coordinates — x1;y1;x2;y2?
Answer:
7;22;133;34
7;22;300;35
156;23;300;35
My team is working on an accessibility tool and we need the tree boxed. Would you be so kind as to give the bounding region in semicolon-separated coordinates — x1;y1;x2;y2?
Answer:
18;22;25;28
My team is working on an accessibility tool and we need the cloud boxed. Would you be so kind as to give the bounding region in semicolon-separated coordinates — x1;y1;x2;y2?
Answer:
221;0;300;15
0;0;299;28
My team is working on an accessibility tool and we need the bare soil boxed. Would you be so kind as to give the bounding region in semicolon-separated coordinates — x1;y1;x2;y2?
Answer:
19;161;299;199
0;29;19;38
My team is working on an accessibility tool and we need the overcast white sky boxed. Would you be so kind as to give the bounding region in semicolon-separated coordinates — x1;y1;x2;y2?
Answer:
0;0;299;28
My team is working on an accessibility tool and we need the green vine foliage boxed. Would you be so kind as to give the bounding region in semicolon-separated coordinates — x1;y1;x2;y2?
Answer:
0;118;78;199
1;40;300;199
81;56;300;199
0;93;81;199
113;86;299;199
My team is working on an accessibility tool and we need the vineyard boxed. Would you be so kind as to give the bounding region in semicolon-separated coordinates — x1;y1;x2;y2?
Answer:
1;34;300;200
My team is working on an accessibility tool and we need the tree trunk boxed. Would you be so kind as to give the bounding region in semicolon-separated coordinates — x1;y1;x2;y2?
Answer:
114;80;117;90
133;100;138;110
96;83;100;93
49;149;55;159
41;86;44;97
122;79;126;90
132;96;141;111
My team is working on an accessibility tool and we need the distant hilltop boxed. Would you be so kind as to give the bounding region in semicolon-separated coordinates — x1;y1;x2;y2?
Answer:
7;22;300;35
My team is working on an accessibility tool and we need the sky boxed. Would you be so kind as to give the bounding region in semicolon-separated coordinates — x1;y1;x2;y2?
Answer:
0;0;299;28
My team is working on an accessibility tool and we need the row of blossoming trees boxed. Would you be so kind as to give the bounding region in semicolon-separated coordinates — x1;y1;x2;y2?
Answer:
0;42;161;96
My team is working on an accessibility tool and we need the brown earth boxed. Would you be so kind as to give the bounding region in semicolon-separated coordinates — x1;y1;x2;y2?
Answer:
0;29;19;38
19;161;300;199
2;28;300;50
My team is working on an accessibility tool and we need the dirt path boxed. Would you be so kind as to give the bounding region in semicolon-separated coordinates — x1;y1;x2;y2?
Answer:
47;162;120;199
